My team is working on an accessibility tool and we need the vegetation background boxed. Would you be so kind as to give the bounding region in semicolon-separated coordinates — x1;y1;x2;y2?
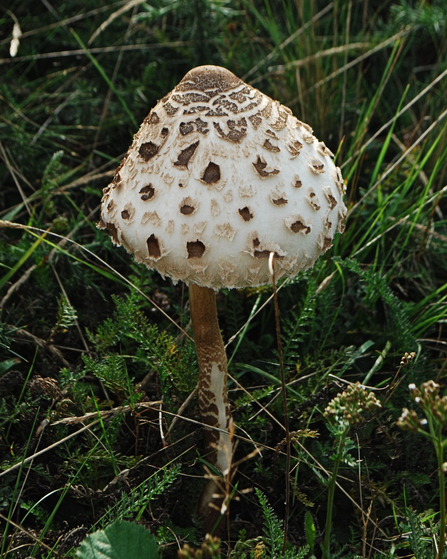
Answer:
1;0;447;557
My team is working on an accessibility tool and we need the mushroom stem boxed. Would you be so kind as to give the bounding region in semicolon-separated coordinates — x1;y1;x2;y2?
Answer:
189;283;232;519
189;283;232;471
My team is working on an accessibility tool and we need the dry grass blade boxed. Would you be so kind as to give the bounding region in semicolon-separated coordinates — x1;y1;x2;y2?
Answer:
260;42;369;75
0;419;103;478
349;108;447;215
51;400;163;425
88;0;146;45
0;41;203;65
342;66;447;170
0;3;124;46
350;185;447;258
243;2;334;81
286;28;410;101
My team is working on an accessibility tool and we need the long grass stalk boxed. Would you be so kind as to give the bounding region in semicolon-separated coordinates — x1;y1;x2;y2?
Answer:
323;426;350;559
269;252;290;553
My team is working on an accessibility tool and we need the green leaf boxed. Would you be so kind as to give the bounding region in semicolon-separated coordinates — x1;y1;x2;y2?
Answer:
77;521;159;559
304;511;315;553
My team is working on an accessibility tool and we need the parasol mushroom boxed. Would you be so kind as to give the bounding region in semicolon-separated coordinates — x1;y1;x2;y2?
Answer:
98;65;347;525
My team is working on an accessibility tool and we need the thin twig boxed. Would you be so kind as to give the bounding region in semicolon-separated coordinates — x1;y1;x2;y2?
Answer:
14;327;71;368
168;387;198;434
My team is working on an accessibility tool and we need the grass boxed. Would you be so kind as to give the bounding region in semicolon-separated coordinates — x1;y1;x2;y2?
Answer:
1;0;447;557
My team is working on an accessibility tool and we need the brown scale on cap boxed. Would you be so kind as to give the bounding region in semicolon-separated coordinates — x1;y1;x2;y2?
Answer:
263;139;280;152
187;240;206;258
174;140;200;168
120;202;135;222
253;156;280;177
215;99;239;114
308;190;321;211
205;108;228;117
163;102;179;116
238;207;253;221
293;175;302;188
288;219;311;234
248;114;262;128
111;173;123;189
214;223;236;241
271;196;288;206
104;222;119;244
288;140;303;157
260;101;272;119
213;121;247;143
144;111;159;125
142;211;161;226
202;162;221;184
323;186;338;210
229;86;253;103
180;197;198;215
320;235;333;251
147;234;161;258
309;157;325;174
172;92;210;105
270;108;289;130
139;185;155;201
179;118;209;135
139;141;159;161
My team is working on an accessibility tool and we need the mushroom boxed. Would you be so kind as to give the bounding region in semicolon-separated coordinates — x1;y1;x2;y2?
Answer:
98;65;347;524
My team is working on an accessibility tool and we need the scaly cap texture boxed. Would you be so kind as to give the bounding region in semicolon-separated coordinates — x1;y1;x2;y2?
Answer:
99;65;347;289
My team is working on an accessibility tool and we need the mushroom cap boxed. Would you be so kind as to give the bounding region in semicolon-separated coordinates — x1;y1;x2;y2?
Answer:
99;65;347;289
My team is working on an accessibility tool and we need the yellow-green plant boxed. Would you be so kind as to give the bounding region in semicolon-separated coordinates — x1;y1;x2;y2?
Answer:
323;382;382;558
178;534;221;559
397;380;447;559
